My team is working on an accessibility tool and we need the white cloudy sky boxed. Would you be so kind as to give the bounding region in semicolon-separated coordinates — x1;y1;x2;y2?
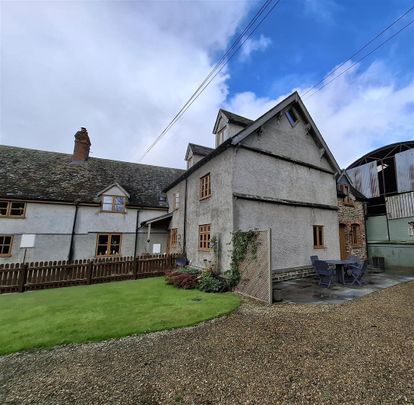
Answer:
1;0;413;170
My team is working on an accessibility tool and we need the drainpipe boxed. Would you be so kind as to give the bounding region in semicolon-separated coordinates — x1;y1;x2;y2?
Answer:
134;209;140;258
68;202;79;261
183;178;188;256
146;223;152;253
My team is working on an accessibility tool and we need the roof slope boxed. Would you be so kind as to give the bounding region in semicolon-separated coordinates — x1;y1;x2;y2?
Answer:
188;143;214;157
164;91;340;192
0;145;184;207
220;109;253;127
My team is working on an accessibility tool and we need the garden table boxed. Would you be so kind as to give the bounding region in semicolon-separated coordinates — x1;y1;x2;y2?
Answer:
324;259;358;284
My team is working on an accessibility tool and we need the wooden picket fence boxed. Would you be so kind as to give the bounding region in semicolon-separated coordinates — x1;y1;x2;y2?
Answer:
0;254;180;294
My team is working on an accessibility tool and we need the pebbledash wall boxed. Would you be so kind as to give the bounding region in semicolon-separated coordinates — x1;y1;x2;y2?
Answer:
0;201;169;263
337;199;367;260
166;97;341;272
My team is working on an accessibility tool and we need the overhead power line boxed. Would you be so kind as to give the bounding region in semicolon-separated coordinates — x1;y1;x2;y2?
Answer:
302;5;414;99
139;0;281;162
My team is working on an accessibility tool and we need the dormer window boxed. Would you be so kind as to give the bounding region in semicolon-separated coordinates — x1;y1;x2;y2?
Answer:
101;196;126;213
285;108;299;127
97;183;130;213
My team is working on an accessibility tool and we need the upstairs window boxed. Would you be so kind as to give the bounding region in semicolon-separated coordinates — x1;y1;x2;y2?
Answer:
313;225;324;249
101;196;126;213
96;233;121;256
0;235;13;257
200;173;211;200
199;224;211;251
170;228;177;248
0;201;26;218
351;224;361;246
173;193;180;210
285;107;299;127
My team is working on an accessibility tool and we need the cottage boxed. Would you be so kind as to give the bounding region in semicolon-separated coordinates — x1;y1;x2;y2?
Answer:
0;129;184;263
160;92;342;272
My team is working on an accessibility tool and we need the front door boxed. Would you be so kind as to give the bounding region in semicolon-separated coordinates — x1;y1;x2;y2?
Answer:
339;224;347;260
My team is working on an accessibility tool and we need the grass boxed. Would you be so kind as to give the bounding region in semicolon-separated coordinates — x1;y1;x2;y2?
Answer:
0;277;240;355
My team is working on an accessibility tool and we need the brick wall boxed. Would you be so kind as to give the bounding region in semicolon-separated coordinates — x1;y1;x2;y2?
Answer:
337;197;367;260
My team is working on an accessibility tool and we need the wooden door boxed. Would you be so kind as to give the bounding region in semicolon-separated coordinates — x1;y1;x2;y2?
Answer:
339;224;347;260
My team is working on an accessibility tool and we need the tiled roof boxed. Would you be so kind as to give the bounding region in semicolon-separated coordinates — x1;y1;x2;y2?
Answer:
188;143;214;156
220;109;253;127
0;145;184;207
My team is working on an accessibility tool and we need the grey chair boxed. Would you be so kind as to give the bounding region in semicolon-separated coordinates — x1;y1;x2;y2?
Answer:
346;260;368;286
310;255;319;267
314;260;336;288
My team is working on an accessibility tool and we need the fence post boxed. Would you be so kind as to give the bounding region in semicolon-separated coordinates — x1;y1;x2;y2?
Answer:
18;264;28;293
133;257;139;279
86;260;93;285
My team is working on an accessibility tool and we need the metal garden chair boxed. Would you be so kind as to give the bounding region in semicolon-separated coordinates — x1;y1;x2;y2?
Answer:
310;255;319;267
346;260;368;286
314;260;336;288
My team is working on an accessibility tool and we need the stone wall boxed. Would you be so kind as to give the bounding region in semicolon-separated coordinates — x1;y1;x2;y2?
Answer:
337;198;367;260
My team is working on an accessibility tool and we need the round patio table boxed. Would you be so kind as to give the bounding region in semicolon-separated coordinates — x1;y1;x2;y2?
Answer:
325;259;358;284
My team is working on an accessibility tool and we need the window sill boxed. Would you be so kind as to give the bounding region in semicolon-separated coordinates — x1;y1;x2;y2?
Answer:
0;216;26;219
100;210;127;214
95;254;121;258
198;249;212;252
0;254;12;257
199;195;211;201
313;246;326;249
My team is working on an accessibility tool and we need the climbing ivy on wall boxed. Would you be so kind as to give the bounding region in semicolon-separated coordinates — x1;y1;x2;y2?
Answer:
227;230;258;288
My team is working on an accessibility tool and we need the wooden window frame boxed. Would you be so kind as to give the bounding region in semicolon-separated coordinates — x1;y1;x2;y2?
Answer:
313;225;324;249
173;193;180;210
0;235;13;257
170;228;177;248
0;201;26;218
198;224;211;251
101;195;126;214
200;173;211;200
351;223;361;247
95;233;122;257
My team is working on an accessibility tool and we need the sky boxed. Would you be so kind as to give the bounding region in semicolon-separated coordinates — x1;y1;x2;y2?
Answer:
1;0;413;170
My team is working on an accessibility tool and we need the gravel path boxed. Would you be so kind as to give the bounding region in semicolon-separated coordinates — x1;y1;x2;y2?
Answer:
1;282;414;405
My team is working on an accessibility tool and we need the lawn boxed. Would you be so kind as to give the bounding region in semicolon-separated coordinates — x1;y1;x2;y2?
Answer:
0;277;240;355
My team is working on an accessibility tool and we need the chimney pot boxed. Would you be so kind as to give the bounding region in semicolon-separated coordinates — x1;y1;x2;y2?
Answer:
72;127;91;162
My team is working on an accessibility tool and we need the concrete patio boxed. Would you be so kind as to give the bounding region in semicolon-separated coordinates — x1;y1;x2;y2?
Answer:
273;267;414;304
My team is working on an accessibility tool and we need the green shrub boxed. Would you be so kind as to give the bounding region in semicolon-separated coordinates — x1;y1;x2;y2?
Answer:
197;272;229;293
178;267;201;277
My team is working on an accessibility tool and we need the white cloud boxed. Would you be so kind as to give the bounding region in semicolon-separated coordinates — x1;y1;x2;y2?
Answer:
0;0;251;168
239;34;272;61
224;60;414;168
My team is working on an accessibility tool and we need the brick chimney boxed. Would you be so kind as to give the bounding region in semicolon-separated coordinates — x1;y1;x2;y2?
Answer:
72;127;91;162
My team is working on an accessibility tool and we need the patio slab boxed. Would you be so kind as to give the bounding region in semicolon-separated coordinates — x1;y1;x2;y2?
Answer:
273;267;414;304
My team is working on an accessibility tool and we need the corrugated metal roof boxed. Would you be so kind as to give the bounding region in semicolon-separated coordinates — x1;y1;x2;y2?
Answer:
386;191;414;219
395;148;414;193
346;161;380;199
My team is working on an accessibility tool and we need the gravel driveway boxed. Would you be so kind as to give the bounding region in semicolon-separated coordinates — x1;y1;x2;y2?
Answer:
1;282;414;405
